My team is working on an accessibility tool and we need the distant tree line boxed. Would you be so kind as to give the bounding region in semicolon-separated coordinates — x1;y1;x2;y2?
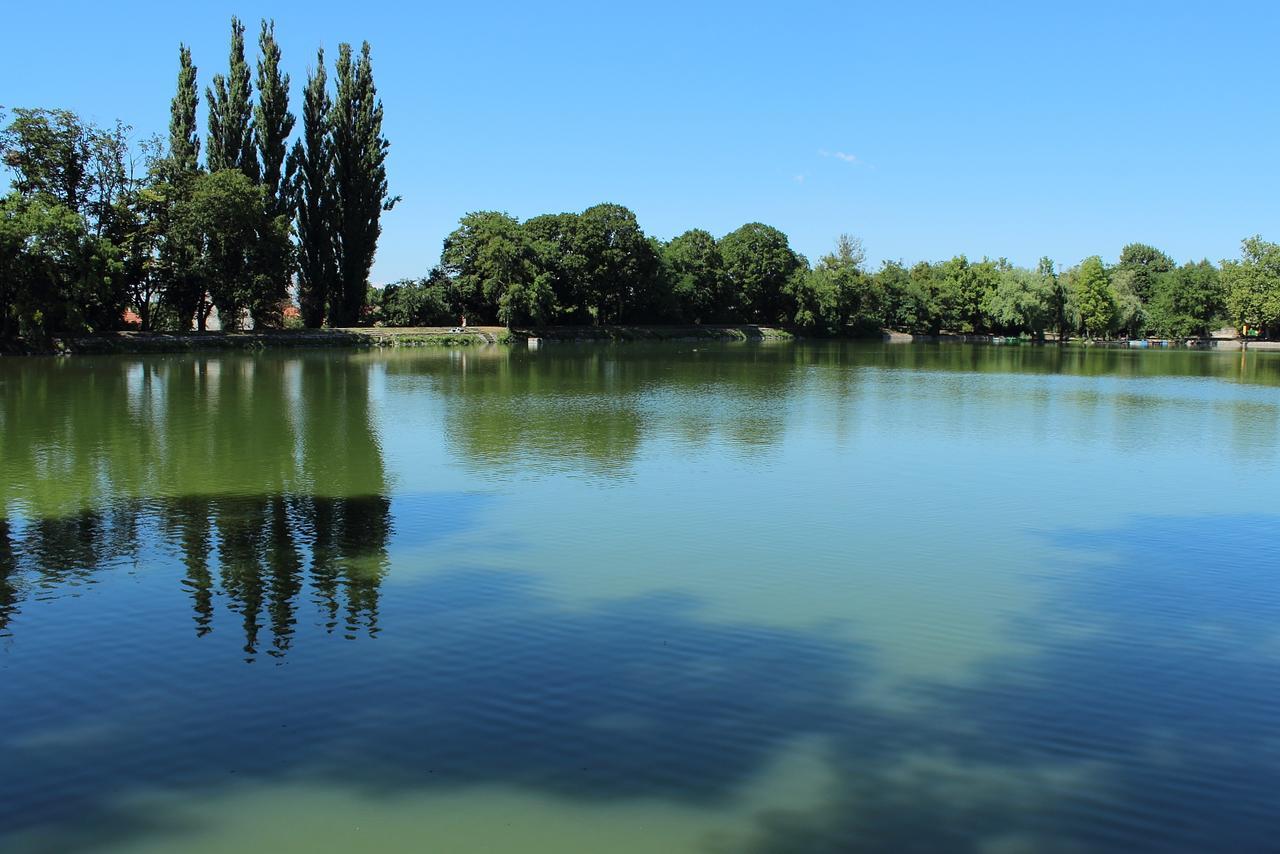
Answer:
374;208;1280;339
1;17;395;342
6;20;1280;343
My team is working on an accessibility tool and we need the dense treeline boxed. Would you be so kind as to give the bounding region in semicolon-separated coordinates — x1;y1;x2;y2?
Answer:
1;17;394;342
5;19;1280;342
376;208;1280;339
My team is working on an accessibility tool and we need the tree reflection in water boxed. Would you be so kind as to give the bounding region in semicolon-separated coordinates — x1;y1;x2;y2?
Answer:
0;494;391;660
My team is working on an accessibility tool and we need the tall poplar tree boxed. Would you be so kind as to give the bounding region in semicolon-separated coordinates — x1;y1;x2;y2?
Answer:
206;17;257;179
159;44;209;330
292;48;335;328
168;45;201;175
329;41;396;327
253;19;295;219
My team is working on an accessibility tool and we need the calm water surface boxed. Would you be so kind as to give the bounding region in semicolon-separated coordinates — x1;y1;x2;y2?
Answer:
1;342;1278;853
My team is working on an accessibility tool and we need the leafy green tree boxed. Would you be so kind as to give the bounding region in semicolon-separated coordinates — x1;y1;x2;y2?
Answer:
875;260;933;333
0;193;121;341
631;234;678;323
117;184;164;331
525;212;588;322
663;230;726;322
179;169;289;330
377;269;454;326
253;19;296;220
1112;281;1145;336
1039;257;1069;342
982;265;1052;337
1116;243;1173;304
293;49;335;328
719;223;801;323
936;256;998;333
1222;236;1280;336
818;234;876;327
440;211;534;325
1147;260;1223;338
576;203;659;324
206;17;257;179
1;108;137;335
85;125;163;331
330;41;396;326
498;271;557;326
791;267;832;332
107;136;172;332
1073;256;1117;338
662;229;725;323
0;108;90;211
793;235;879;334
1;108;136;237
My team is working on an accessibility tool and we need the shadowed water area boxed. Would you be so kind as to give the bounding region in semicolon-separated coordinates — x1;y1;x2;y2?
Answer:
1;342;1278;853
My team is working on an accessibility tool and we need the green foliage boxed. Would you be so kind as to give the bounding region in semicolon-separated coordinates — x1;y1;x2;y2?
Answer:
936;256;999;334
577;203;660;324
205;17;257;179
524;213;588;322
253;19;296;220
3;22;398;338
157;46;207;329
0;109;141;338
1147;260;1223;338
3;35;1271;347
377;271;456;327
178;169;291;330
0;193;122;340
663;228;725;323
792;235;881;334
1039;257;1069;341
1111;270;1145;336
873;260;933;334
1;107;137;239
983;265;1053;337
329;41;396;327
441;211;535;325
293;48;334;328
719;223;801;323
168;45;201;176
1;108;90;210
1073;256;1117;338
1222;236;1280;335
1116;243;1174;304
150;171;208;330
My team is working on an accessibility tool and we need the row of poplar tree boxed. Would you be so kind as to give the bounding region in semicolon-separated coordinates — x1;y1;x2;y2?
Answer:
0;17;394;341
376;205;1272;339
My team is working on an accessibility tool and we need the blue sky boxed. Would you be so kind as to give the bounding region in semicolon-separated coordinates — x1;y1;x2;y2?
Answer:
3;1;1277;282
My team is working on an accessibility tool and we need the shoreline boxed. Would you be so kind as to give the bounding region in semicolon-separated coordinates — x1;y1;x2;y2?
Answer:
5;324;795;356
3;325;1272;356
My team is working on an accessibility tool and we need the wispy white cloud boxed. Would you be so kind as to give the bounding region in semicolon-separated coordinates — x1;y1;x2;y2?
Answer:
793;174;806;184
819;149;861;165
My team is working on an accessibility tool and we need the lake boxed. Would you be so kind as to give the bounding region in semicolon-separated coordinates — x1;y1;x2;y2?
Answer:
2;341;1278;853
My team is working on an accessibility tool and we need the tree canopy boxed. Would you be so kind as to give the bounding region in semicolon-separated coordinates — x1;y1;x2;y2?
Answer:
0;19;1270;344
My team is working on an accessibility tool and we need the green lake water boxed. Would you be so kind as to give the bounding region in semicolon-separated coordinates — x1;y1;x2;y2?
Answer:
1;342;1278;853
